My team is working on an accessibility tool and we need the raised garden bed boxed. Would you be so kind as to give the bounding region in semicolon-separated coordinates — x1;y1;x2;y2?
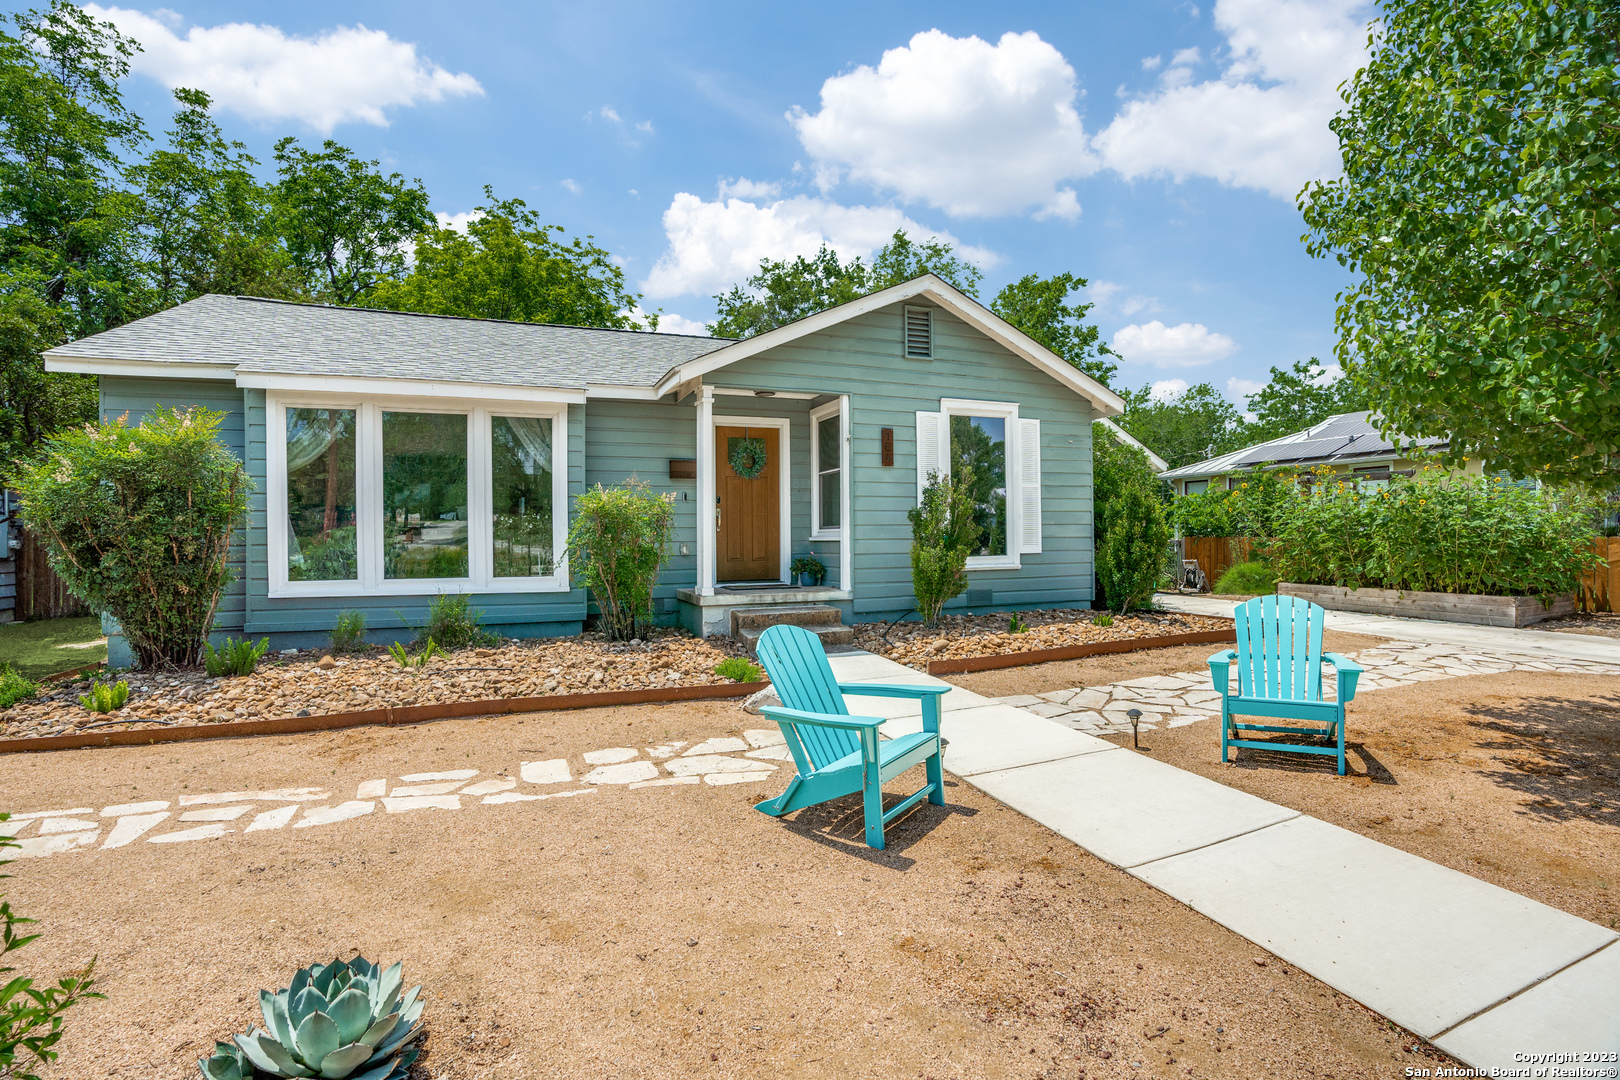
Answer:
0;628;752;745
852;609;1234;672
1279;583;1576;627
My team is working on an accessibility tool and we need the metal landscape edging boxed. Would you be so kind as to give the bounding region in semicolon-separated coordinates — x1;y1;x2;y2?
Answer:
925;626;1236;676
0;680;769;755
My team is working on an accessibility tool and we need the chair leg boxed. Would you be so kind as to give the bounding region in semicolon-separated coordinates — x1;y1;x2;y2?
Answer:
1221;701;1231;763
862;758;885;850
925;749;944;807
1337;707;1347;776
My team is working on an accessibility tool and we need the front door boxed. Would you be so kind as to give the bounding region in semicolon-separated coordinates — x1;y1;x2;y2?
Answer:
716;425;780;582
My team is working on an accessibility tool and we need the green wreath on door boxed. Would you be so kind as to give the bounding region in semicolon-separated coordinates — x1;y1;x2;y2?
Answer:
729;436;768;479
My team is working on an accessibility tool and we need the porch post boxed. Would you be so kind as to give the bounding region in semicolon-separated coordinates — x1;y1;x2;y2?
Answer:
839;393;852;595
696;385;715;596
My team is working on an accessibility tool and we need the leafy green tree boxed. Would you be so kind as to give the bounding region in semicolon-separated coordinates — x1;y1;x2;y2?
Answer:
990;272;1117;385
908;470;979;626
1091;421;1168;610
1117;382;1245;469
565;480;676;641
710;230;982;338
367;188;650;328
1097;485;1172;615
1238;359;1368;445
1300;0;1620;487
0;288;93;480
270;137;432;306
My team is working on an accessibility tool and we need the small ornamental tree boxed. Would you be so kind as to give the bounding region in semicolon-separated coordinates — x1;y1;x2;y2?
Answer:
908;470;980;627
12;408;248;667
1097;486;1173;615
565;480;676;641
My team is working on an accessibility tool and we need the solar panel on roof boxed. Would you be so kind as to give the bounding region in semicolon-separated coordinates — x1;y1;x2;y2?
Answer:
1230;436;1355;466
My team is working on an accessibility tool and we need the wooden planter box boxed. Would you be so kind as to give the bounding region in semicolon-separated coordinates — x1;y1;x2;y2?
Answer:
1277;582;1575;628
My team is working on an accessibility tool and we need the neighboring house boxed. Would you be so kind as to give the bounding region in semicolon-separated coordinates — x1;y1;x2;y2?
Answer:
1158;411;1477;496
44;274;1124;665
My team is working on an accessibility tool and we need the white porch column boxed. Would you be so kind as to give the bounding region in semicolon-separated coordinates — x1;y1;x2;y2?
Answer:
695;385;716;596
839;393;852;595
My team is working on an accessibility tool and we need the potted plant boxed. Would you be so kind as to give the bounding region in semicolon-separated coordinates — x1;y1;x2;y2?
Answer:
790;555;826;587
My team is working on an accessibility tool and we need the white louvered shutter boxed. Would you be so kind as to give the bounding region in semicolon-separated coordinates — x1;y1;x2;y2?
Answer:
916;411;943;504
1016;418;1042;553
904;307;933;358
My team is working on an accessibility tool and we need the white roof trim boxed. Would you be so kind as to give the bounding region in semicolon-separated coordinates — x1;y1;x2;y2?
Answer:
45;355;236;380
585;383;664;401
233;371;586;404
652;274;1126;416
1096;417;1168;472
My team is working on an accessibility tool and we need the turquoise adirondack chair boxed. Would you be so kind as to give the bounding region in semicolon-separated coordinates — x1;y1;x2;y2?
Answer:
753;624;948;850
1208;595;1365;776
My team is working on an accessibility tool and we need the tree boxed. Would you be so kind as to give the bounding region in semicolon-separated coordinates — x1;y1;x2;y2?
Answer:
1097;485;1172;615
1116;382;1245;469
1238;358;1368;445
1301;0;1620;487
710;230;982;338
366;188;650;328
0;289;93;479
270;138;433;306
908;470;979;626
990;272;1117;385
564;481;676;641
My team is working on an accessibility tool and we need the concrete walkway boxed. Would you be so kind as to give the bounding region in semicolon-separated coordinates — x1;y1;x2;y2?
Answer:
824;649;1620;1070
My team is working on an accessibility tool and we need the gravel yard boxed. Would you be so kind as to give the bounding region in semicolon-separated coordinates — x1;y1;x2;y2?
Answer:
853;608;1232;670
0;629;749;742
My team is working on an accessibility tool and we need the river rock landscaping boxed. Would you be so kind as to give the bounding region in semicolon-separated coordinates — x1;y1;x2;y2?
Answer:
0;629;750;742
852;608;1232;670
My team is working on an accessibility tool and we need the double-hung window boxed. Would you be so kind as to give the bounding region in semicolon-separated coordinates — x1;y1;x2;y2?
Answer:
809;400;844;539
915;399;1041;570
270;396;567;597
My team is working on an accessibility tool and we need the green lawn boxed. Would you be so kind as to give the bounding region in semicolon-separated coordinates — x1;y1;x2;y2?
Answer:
0;616;106;679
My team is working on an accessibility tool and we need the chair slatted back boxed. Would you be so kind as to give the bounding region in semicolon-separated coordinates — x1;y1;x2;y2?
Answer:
755;624;860;770
1233;595;1325;702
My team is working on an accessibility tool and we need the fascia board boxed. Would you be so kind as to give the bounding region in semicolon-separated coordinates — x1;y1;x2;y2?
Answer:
43;355;237;380
235;370;586;404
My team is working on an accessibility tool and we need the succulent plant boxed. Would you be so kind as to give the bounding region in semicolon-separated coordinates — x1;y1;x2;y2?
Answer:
197;957;424;1080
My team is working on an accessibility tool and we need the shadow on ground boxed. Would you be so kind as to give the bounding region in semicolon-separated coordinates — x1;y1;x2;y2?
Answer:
775;779;979;868
1464;691;1620;827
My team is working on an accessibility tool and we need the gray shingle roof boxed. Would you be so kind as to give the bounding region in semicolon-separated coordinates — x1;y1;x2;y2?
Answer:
43;294;732;389
1159;411;1449;479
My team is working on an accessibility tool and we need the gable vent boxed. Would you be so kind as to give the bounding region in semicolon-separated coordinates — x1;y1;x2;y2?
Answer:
904;306;933;359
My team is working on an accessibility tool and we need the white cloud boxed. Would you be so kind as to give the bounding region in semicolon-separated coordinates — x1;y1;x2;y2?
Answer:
599;106;622;123
561;179;582;195
789;29;1095;220
593;104;654;138
635;120;654;135
717;177;781;200
1084;280;1162;318
1226;376;1267;401
434;210;480;232
1314;361;1345;384
1141;55;1163;70
1112;320;1237;367
85;5;481;132
1150;378;1191;401
654;313;712;336
642;190;997;299
1092;0;1372;198
1170;46;1203;66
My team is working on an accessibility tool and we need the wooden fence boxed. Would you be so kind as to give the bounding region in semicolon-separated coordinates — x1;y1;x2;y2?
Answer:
10;528;89;621
1579;536;1620;613
1182;536;1251;591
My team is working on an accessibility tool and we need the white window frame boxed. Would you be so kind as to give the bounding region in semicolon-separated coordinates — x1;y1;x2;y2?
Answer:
267;392;569;598
936;398;1023;571
809;400;845;540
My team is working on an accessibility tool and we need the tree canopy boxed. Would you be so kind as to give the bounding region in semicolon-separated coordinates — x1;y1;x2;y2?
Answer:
1239;359;1368;446
1116;382;1245;470
1301;0;1620;487
989;271;1117;385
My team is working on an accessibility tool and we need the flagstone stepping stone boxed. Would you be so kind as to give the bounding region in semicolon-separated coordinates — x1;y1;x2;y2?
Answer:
665;755;778;777
581;761;660;785
646;741;687;759
293;801;374;828
583;747;640;765
399;769;478;781
102;812;169;848
39;816;100;835
742;728;785;748
13;831;98;857
704;772;774;786
244;806;299;832
355;779;388;798
388;781;467;796
383;795;461;813
11;807;93;820
100;801;169;816
180;788;326;806
629;776;701;789
150;823;231;844
745;746;793;761
483;789;597;805
460;777;516;796
684;737;748;755
179;805;253;822
520;759;571;784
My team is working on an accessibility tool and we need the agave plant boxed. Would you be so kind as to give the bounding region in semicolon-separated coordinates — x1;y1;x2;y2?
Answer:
197;957;424;1080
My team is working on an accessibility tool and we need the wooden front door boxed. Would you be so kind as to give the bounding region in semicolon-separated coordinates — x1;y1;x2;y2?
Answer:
716;425;780;582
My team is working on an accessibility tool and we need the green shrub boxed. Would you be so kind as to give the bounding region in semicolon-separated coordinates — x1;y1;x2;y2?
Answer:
909;471;979;627
789;555;825;583
1094;613;1114;628
0;665;37;709
1214;561;1277;595
1097;486;1173;615
1170;489;1237;537
202;636;268;678
417;593;493;650
11;408;249;667
389;639;441;669
330;610;368;652
1007;612;1026;634
1;814;103;1080
77;679;129;713
566;480;677;641
713;656;763;683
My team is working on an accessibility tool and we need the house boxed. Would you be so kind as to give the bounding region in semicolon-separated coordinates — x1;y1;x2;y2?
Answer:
1158;410;1476;496
43;274;1124;665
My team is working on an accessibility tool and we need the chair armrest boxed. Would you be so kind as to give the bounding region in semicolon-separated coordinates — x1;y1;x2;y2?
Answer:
836;681;950;700
760;705;885;731
1323;653;1363;702
1207;649;1237;696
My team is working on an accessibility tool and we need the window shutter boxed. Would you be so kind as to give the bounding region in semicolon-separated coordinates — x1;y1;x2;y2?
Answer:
916;411;943;504
1017;418;1042;553
904;307;933;359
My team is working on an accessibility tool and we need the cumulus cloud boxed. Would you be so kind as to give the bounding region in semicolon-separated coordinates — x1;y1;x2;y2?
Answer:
1150;379;1191;401
560;179;583;195
1226;376;1267;401
717;177;781;200
85;5;482;132
1112;320;1237;367
1092;0;1372;198
1084;280;1162;319
789;29;1095;220
434;210;480;232
654;313;712;336
642;190;996;300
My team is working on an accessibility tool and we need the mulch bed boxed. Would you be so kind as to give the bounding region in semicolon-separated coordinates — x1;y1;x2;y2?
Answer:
0;628;750;742
1527;610;1620;639
853;608;1234;671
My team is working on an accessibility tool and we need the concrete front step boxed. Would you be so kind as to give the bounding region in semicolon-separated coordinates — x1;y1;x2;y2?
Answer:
729;604;845;633
736;622;855;656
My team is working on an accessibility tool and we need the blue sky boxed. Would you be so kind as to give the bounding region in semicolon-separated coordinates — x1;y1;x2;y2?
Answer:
59;0;1375;405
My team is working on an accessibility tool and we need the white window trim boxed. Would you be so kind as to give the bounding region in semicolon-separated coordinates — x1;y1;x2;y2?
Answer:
267;392;569;599
937;398;1022;571
809;400;844;540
